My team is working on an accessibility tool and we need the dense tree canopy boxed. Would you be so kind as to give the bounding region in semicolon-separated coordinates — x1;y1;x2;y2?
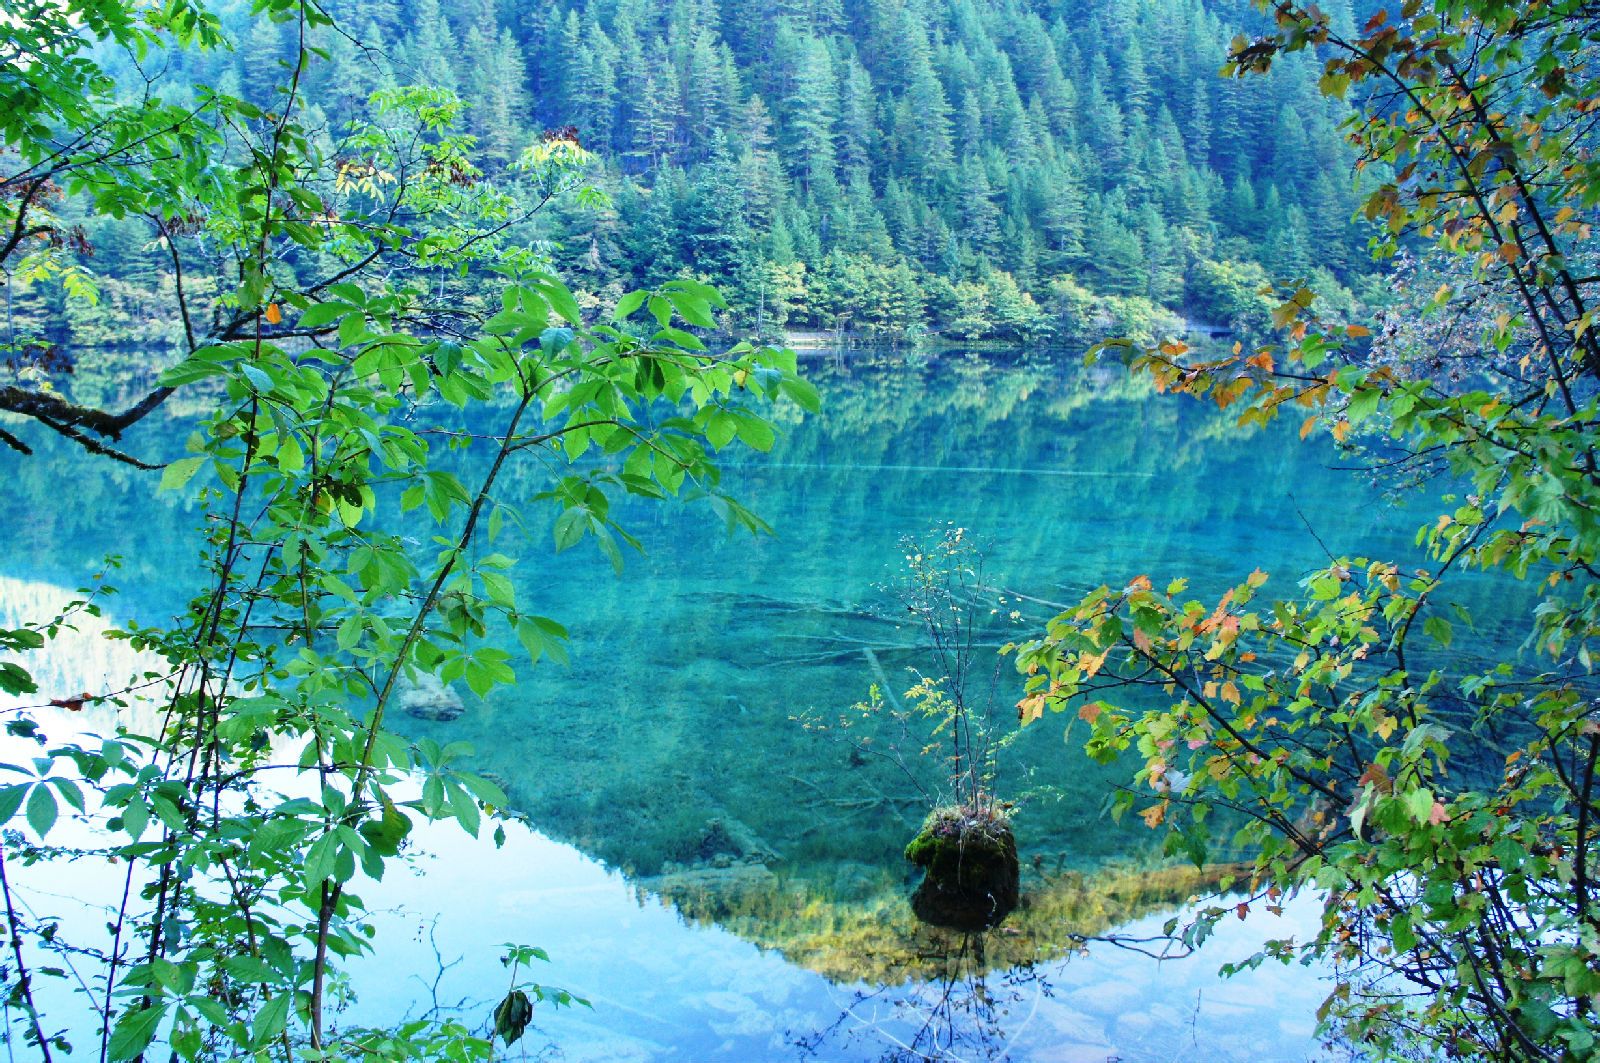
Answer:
3;0;1381;357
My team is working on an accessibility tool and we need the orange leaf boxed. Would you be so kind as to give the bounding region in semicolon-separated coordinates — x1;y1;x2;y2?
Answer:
264;302;282;324
1246;568;1269;588
1219;681;1241;706
1345;324;1371;338
1358;761;1392;792
1331;419;1352;443
1139;801;1167;828
1078;701;1104;725
1300;414;1318;439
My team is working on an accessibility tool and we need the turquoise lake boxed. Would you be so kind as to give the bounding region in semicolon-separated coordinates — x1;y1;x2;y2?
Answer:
2;348;1500;1060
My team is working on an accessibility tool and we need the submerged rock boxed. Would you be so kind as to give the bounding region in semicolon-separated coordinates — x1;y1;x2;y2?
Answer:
398;673;466;721
905;804;1020;932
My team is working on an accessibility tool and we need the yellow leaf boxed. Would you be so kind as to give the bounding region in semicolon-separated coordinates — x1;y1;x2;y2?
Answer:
1332;419;1352;443
1219;681;1241;706
1246;568;1269;588
1376;714;1397;740
1300;414;1318;440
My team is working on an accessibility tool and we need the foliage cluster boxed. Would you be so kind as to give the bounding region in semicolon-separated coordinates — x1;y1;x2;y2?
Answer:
0;0;813;1058
1014;0;1600;1057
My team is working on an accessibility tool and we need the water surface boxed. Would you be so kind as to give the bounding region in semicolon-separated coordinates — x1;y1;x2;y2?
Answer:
3;349;1473;1059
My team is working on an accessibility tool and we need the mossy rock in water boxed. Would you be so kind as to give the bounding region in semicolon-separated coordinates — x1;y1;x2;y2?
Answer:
905;805;1020;932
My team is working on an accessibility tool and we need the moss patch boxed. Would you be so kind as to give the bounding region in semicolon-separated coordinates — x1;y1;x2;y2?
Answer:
905;804;1020;931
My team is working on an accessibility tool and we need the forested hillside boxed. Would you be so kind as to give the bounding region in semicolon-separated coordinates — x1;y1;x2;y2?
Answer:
60;0;1380;347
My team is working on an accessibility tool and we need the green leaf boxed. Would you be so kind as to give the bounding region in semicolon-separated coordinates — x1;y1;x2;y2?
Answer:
532;279;583;325
107;1003;166;1061
734;415;776;452
1348;387;1382;423
665;290;715;328
657;326;705;351
779;376;821;413
1406;787;1435;824
553;508;587;552
123;800;149;841
359;802;412;856
1423;615;1453;648
296;302;353;328
493;989;533;1046
705;412;737;450
0;663;35;696
539;326;574;355
448;784;481;837
25;784;56;838
159;456;207;493
250;993;291;1048
0;784;29;825
240;363;274;393
481;571;516;609
303;834;336;886
459;772;508;808
613;290;648;320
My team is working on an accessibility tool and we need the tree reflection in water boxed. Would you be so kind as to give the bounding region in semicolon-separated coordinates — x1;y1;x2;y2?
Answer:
794;929;1048;1063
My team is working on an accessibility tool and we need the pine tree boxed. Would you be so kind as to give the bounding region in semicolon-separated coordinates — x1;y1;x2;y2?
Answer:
572;22;620;152
897;60;953;188
402;0;458;92
957;157;1002;258
683;33;726;158
835;57;875;174
463;27;526;168
774;28;838;194
240;19;287;105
